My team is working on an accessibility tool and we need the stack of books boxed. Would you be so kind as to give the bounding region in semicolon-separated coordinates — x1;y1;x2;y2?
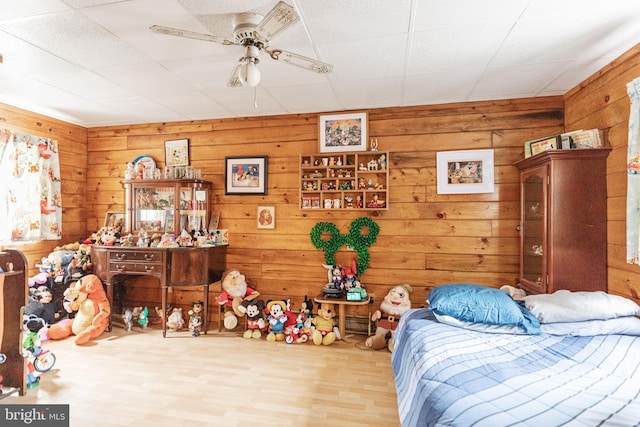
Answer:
524;129;602;158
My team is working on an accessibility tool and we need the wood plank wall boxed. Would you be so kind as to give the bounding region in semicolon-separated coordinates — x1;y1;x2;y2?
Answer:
4;40;639;323
0;103;87;271
85;96;565;320
564;43;640;302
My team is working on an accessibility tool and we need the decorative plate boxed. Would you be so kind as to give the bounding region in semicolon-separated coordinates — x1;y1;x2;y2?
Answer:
133;155;156;171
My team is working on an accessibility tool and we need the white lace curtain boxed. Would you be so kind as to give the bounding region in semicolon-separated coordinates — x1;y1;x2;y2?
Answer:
627;77;640;264
0;130;62;242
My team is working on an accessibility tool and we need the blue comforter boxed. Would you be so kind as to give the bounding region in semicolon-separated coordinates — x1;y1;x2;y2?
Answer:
392;309;640;427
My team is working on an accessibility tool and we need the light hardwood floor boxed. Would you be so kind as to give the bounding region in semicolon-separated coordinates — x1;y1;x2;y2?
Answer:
5;323;401;427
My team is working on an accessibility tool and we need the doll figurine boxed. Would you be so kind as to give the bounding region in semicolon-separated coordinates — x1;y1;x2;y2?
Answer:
166;307;185;332
124;162;136;180
188;300;204;336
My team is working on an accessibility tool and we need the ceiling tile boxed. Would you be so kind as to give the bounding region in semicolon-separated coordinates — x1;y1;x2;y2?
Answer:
0;0;638;127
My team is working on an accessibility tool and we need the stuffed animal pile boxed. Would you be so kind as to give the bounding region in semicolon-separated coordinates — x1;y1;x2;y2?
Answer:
29;240;95;329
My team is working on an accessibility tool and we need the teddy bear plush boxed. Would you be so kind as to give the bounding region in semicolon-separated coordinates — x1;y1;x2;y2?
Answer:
242;299;267;339
365;284;413;352
47;274;111;345
215;268;260;330
311;303;341;345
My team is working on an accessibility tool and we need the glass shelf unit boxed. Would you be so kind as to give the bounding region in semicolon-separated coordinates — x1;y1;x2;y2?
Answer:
122;179;211;235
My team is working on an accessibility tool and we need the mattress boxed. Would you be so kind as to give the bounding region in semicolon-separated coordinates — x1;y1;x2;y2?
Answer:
391;308;640;427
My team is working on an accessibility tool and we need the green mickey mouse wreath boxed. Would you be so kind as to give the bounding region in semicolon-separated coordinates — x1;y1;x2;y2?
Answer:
310;217;380;276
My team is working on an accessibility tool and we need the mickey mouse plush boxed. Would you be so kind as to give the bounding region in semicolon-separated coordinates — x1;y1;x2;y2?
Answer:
265;300;288;342
242;299;267;339
286;311;310;344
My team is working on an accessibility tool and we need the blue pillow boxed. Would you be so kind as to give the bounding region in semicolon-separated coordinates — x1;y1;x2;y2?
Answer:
428;284;540;334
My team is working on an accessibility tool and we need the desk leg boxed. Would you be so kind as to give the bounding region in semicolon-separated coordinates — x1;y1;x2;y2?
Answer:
203;284;209;335
162;286;167;338
105;281;113;332
338;305;346;342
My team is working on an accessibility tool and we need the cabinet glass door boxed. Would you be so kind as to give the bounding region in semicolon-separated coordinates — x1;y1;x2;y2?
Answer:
134;185;175;234
178;186;208;233
521;169;546;287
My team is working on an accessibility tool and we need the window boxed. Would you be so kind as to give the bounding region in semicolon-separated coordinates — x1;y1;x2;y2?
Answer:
0;129;62;242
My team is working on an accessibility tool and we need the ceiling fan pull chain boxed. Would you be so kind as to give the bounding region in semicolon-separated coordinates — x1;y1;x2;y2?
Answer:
253;87;258;109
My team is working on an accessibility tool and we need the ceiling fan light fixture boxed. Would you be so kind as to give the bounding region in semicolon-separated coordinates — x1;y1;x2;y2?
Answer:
151;2;333;90
238;60;261;87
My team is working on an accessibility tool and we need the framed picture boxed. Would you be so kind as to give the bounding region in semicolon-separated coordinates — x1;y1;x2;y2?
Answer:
103;211;125;228
319;112;367;153
225;156;268;195
257;206;275;229
436;149;494;194
165;138;189;166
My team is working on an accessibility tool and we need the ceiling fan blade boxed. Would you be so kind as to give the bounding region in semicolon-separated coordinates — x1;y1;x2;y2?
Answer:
149;25;236;46
254;1;299;41
227;63;243;88
269;49;333;74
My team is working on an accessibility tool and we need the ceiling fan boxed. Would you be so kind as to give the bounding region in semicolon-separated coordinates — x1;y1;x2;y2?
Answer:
150;1;334;88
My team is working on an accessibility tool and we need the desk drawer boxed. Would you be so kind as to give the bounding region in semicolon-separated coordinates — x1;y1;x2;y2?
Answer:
109;261;163;275
108;250;165;263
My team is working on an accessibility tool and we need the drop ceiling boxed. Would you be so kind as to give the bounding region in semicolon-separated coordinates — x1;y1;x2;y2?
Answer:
0;0;639;128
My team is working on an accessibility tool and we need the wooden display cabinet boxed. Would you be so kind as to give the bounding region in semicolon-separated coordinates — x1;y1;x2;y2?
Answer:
514;148;611;294
0;249;28;397
122;179;211;235
95;178;226;337
300;152;389;210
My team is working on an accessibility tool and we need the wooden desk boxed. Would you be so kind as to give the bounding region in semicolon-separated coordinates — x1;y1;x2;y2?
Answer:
92;246;226;337
314;293;373;342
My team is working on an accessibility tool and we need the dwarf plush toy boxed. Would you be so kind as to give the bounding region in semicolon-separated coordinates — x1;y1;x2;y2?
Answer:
365;284;413;352
215;269;260;330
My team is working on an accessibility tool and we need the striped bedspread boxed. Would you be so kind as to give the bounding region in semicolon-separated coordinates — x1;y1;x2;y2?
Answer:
391;309;640;427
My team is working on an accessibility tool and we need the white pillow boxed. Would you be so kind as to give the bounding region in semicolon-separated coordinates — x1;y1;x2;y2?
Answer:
523;290;640;323
540;316;640;336
433;312;527;334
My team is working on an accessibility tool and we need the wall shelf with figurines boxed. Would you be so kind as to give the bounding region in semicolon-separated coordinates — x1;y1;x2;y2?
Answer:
299;152;389;210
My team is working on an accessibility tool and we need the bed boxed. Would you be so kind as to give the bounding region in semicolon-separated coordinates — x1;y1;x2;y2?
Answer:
391;284;640;427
